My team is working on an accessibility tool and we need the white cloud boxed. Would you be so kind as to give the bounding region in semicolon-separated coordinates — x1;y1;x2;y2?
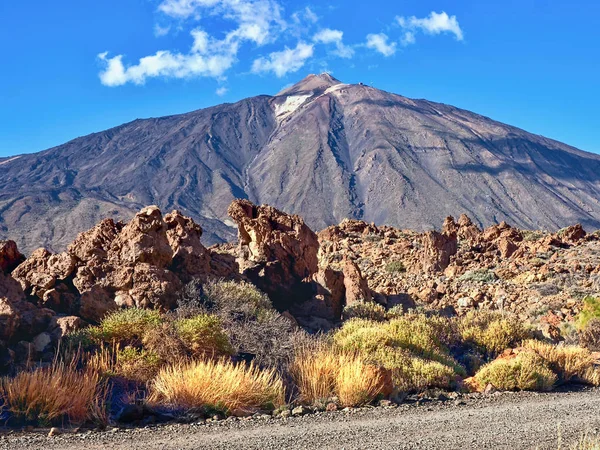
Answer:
365;33;396;57
397;11;463;43
154;24;171;37
251;42;314;77
292;6;318;24
313;28;354;58
98;1;464;87
400;31;415;46
157;0;285;46
98;49;235;86
216;86;228;96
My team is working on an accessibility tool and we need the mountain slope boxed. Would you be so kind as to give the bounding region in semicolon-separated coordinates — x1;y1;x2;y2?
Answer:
2;73;600;253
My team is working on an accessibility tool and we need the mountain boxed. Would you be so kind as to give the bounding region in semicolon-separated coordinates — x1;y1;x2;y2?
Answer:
3;73;600;254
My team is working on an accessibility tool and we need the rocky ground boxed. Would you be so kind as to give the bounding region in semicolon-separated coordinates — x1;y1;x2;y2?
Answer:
2;387;599;450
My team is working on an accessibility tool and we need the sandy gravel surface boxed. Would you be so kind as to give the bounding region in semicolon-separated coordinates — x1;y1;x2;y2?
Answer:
2;387;600;450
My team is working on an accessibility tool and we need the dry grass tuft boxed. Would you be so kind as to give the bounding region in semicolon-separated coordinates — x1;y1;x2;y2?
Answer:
149;359;284;413
0;362;106;425
522;340;595;382
290;344;385;407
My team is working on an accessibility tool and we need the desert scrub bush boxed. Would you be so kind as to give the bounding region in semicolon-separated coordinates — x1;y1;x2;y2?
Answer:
115;347;163;383
180;279;298;369
174;314;233;358
579;319;600;351
458;269;497;283
142;322;190;365
386;305;404;319
577;297;600;330
342;302;388;322
385;261;406;274
459;310;532;356
150;359;284;414
92;308;163;345
522;230;546;242
0;362;107;426
474;351;556;391
290;345;385;407
371;348;459;391
521;340;594;382
181;279;272;318
333;315;464;392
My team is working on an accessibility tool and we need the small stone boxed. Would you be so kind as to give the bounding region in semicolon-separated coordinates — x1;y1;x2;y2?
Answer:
291;406;308;416
378;399;393;408
48;427;60;437
280;410;291;419
325;402;338;412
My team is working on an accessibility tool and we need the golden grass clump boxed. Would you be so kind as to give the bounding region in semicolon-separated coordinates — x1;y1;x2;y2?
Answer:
459;310;532;356
150;359;284;413
290;345;337;403
522;340;595;382
335;353;385;407
290;345;385;407
0;362;106;425
474;351;557;391
174;314;234;358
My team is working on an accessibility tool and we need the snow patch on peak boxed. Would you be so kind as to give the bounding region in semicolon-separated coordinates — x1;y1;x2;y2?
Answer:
274;94;312;122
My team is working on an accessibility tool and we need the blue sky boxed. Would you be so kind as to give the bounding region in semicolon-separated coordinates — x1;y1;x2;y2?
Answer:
0;0;599;157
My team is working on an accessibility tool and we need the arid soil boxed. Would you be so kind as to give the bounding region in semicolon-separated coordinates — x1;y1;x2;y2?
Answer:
2;387;600;450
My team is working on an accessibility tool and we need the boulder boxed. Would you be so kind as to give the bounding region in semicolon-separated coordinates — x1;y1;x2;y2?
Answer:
342;258;372;306
0;240;24;273
421;231;457;273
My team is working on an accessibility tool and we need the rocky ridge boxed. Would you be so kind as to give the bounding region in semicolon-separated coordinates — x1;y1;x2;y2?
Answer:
0;199;598;370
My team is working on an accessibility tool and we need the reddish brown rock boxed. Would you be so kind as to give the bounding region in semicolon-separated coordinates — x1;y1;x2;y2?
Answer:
421;231;457;273
165;211;211;282
0;240;24;273
497;237;519;258
560;224;586;243
342;258;372;306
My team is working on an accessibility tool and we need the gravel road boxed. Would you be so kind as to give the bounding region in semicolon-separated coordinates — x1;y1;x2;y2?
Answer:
2;387;600;450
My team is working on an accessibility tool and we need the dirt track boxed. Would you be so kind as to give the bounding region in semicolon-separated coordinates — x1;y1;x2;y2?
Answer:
2;387;600;450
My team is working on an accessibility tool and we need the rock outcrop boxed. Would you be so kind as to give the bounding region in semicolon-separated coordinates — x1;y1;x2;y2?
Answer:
11;206;214;323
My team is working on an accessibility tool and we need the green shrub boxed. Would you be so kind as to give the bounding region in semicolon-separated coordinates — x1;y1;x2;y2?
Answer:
458;269;497;283
577;297;600;330
115;347;163;383
385;261;406;274
372;348;459;391
333;315;464;392
342;303;388;322
174;314;233;358
459;310;532;356
202;279;273;316
386;305;404;320
93;308;163;344
579;318;600;351
474;351;557;391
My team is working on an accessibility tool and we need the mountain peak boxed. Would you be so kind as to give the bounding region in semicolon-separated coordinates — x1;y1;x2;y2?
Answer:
276;73;342;96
